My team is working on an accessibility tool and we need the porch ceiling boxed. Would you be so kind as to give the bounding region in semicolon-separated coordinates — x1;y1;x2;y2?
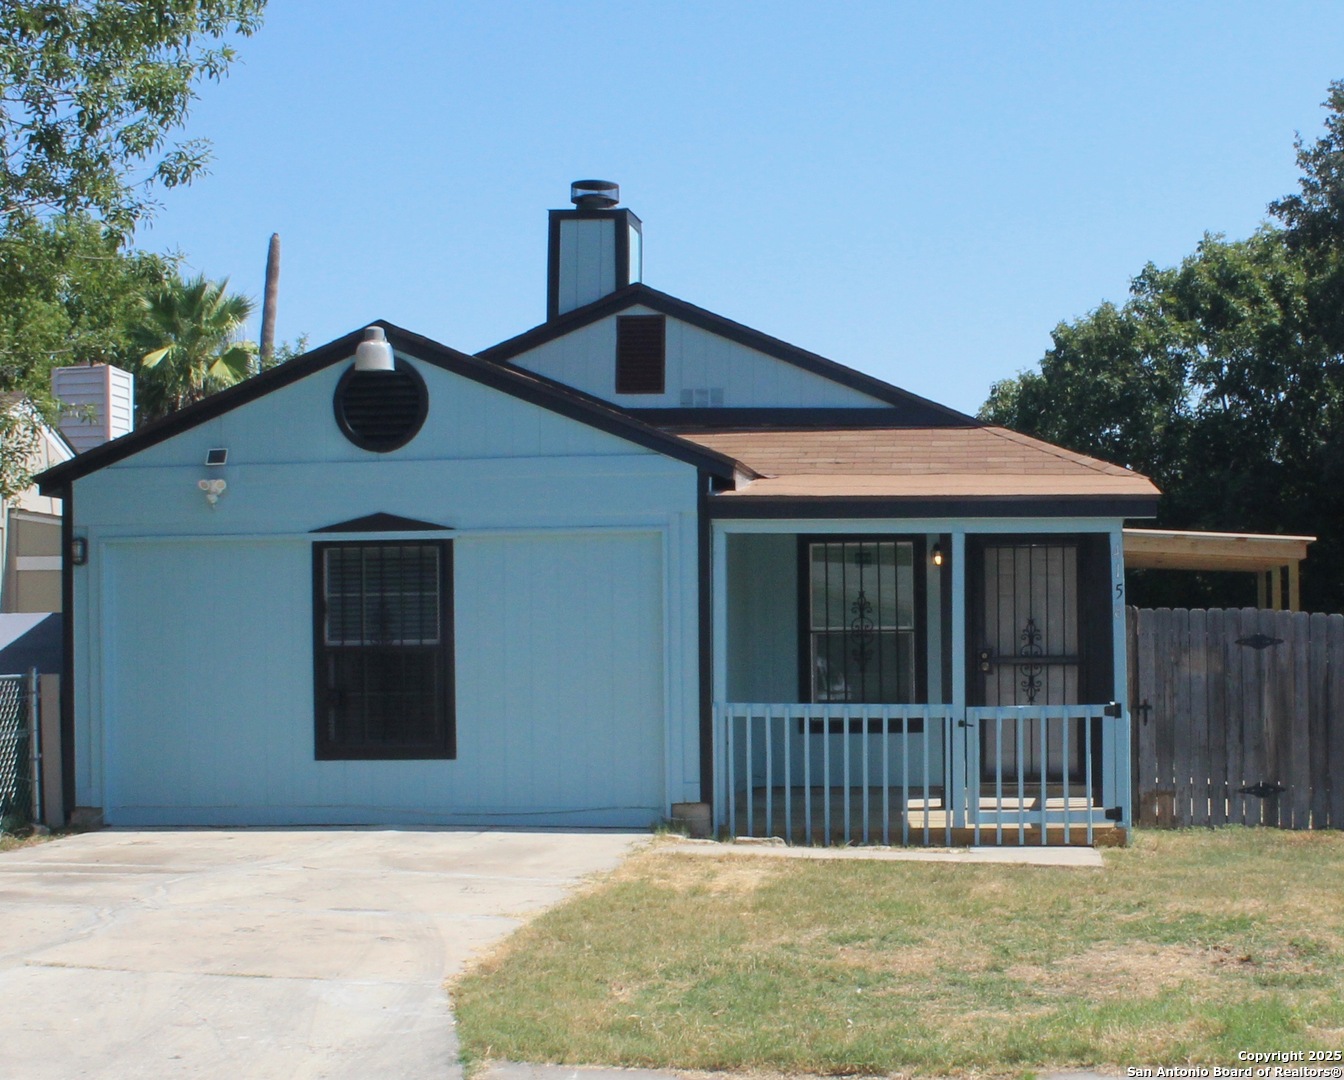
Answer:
680;426;1160;500
1122;528;1315;572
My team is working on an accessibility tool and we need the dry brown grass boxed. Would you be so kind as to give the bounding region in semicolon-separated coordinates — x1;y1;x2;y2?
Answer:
454;828;1344;1077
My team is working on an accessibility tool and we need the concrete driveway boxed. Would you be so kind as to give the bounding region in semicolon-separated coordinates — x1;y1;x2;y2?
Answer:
0;828;646;1079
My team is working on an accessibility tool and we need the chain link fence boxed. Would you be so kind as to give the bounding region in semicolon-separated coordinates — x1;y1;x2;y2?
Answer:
0;673;38;831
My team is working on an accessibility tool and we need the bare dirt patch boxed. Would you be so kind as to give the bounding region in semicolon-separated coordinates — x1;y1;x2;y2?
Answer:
1011;942;1231;999
613;851;782;897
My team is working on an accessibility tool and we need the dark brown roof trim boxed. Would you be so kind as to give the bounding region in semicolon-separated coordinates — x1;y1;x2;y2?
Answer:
36;321;744;493
705;494;1161;520
630;407;909;430
312;512;451;533
478;283;976;428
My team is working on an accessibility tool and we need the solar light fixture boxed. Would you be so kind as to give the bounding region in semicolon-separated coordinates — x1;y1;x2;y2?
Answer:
932;544;944;567
354;326;396;372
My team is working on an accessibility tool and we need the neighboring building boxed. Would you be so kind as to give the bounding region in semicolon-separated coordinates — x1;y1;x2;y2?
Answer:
1;366;132;616
1;418;72;615
36;184;1159;842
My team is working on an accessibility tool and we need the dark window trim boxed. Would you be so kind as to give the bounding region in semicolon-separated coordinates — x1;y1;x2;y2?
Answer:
615;314;666;395
312;512;450;533
312;539;456;761
795;534;928;731
333;358;429;453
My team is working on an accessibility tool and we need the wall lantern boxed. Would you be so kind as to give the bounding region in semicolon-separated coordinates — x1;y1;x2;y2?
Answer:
931;544;944;568
354;326;396;372
70;536;88;566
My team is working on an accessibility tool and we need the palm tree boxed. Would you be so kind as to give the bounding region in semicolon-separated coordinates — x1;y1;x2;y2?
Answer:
135;274;256;422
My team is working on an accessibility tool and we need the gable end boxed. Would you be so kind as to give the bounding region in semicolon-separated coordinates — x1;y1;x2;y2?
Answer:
480;284;976;427
35;321;743;493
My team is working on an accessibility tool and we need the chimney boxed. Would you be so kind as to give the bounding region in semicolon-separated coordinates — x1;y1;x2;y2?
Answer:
547;180;643;320
51;364;135;452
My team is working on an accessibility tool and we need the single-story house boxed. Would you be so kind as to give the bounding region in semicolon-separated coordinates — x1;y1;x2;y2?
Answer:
36;182;1159;844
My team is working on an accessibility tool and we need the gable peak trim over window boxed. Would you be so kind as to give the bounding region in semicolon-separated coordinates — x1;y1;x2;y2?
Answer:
312;512;451;534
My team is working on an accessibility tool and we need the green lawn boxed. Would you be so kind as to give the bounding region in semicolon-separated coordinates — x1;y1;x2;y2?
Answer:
453;829;1344;1076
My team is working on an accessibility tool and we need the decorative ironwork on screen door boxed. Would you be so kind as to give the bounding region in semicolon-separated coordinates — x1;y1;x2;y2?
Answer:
975;540;1084;780
975;543;1081;706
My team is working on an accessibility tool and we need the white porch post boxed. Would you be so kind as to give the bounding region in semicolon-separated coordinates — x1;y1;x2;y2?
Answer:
710;523;729;832
1108;524;1131;824
949;529;968;828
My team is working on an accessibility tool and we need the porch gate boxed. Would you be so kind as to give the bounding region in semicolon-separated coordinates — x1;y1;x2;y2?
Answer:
1128;607;1344;829
0;671;40;830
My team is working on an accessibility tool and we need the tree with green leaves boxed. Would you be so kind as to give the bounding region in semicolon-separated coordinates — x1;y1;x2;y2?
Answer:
0;0;265;496
134;273;255;422
0;0;265;235
983;85;1344;613
0;212;169;497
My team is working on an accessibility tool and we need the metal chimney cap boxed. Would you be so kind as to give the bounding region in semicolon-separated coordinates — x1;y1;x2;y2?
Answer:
571;179;619;209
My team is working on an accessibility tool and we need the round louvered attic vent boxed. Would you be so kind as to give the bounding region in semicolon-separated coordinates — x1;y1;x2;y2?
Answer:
333;359;428;452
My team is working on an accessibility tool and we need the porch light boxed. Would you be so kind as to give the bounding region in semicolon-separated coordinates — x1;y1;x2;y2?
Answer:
354;326;396;372
932;544;944;567
70;536;88;566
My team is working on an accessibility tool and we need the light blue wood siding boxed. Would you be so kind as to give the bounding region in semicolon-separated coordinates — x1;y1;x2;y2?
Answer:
71;354;702;825
98;531;665;825
726;534;797;701
510;306;887;409
455;533;664;819
556;217;617;315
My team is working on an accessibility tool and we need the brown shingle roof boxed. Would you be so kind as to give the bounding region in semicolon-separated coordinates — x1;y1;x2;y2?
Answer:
678;426;1160;499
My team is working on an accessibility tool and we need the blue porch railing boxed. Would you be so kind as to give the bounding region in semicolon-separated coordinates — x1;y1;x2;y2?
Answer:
716;702;1127;846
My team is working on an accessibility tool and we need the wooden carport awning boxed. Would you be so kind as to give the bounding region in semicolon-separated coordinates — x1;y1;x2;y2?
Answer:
1123;528;1316;611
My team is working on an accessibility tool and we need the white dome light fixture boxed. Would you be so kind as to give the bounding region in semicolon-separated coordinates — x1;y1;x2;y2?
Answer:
354;326;396;372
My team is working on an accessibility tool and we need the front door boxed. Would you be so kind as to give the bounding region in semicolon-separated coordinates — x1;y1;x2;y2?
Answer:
971;538;1085;782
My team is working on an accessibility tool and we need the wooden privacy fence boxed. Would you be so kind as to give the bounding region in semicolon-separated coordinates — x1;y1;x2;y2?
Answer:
1127;607;1344;829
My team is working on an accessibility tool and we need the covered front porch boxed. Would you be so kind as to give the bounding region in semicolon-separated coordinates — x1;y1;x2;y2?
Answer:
709;522;1133;846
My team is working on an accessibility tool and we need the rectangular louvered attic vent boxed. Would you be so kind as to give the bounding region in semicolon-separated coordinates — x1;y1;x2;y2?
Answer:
615;315;665;394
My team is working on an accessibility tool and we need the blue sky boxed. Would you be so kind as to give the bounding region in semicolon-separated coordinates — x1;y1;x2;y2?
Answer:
138;1;1344;415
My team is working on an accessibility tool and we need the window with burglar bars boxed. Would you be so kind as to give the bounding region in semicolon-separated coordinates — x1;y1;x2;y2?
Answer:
314;541;454;759
806;539;917;703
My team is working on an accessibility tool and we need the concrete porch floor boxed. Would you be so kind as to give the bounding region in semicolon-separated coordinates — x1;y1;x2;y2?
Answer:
729;785;1124;847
